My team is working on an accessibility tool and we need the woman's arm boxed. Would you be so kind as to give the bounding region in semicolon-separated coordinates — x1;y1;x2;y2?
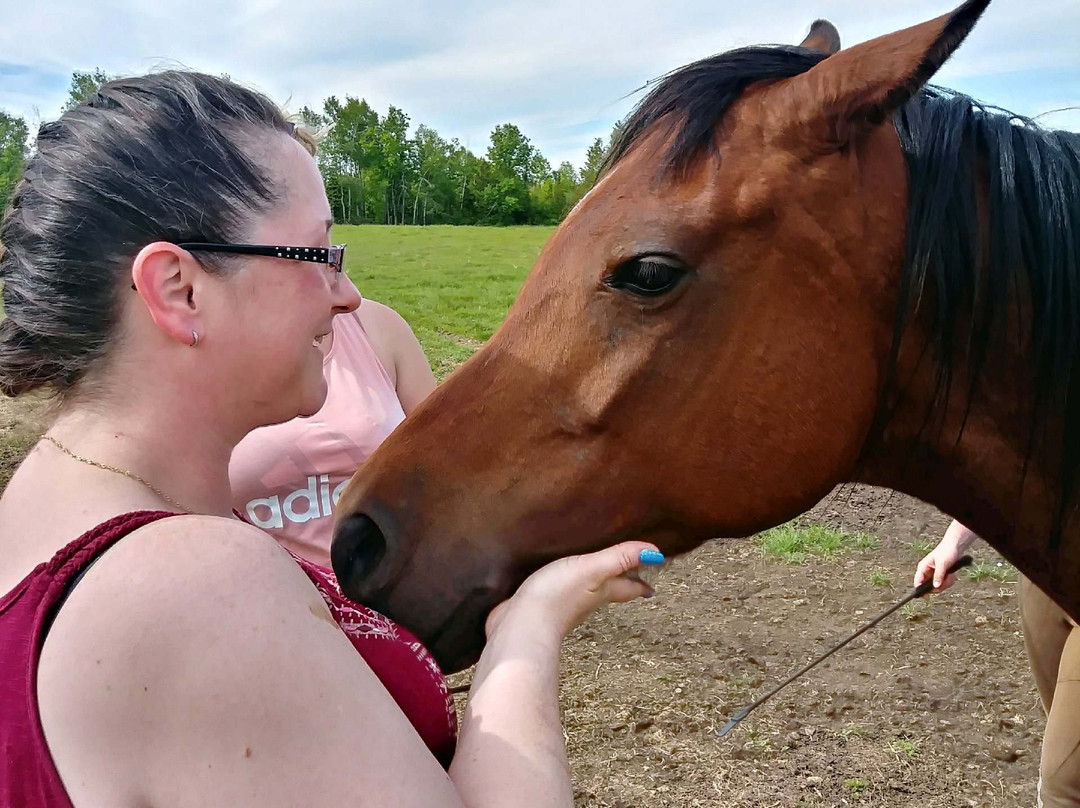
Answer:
451;545;656;807
39;514;655;807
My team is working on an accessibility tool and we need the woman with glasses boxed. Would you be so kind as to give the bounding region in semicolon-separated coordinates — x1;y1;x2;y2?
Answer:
227;121;437;568
0;71;660;808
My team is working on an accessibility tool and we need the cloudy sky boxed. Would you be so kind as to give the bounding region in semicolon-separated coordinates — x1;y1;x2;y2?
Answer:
1;0;1077;169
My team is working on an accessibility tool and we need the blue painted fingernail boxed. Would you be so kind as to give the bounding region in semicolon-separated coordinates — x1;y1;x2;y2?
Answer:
639;549;665;565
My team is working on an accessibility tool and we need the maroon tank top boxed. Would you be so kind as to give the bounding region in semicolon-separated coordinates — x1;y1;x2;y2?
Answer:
0;511;457;808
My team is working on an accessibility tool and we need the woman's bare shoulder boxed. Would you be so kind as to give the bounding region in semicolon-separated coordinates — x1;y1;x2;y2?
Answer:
37;513;459;807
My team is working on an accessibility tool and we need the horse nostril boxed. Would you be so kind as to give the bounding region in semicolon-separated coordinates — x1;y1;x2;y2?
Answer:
331;512;388;601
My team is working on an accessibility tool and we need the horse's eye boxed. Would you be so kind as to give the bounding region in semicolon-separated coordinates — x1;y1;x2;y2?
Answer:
605;257;687;297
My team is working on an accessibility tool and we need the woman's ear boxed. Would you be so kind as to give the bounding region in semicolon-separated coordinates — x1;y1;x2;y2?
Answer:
130;242;205;346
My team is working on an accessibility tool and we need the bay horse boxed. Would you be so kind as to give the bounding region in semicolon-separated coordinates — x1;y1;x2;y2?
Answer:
334;0;1080;674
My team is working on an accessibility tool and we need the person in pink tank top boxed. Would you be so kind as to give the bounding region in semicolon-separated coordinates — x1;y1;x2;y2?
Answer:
0;71;661;808
230;301;435;567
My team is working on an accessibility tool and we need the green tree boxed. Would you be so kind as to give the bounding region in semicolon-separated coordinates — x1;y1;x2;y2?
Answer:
485;124;553;224
447;140;486;223
284;93;598;226
410;125;456;225
0;111;29;213
488;124;539;184
608;118;624;151
531;161;581;224
580;137;607;188
477;176;528;225
379;106;412;225
318;96;385;223
63;69;113;111
297;105;325;129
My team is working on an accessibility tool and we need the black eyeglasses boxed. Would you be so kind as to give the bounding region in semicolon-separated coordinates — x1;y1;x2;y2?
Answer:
177;242;346;275
130;242;347;291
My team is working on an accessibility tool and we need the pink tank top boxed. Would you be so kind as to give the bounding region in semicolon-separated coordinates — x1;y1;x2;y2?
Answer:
229;310;406;567
0;511;457;807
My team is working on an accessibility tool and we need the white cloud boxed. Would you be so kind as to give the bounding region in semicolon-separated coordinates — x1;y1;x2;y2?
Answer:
1;0;1076;167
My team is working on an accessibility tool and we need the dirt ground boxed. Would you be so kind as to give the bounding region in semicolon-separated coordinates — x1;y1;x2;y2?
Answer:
0;394;51;490
545;488;1040;807
2;395;1040;806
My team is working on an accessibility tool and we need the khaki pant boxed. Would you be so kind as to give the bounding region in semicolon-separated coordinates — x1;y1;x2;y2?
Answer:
1020;576;1080;807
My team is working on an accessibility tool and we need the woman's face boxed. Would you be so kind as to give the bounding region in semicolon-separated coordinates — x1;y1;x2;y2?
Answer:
207;135;361;430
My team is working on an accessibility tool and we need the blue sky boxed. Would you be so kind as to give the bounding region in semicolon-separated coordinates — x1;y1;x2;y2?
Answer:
0;0;1076;169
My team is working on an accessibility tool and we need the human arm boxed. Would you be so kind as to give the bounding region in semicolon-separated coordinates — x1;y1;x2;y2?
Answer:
38;515;656;807
913;519;979;591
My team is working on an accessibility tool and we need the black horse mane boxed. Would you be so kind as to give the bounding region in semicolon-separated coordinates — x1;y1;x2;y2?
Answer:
606;45;1080;548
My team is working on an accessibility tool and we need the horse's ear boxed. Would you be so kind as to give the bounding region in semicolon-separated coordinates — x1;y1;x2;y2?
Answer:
774;0;990;147
799;19;841;56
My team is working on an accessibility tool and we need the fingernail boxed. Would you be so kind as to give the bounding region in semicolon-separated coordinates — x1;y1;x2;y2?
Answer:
639;549;665;565
644;591;655;599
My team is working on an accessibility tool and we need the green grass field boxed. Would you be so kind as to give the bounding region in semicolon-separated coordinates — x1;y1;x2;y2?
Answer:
337;225;553;378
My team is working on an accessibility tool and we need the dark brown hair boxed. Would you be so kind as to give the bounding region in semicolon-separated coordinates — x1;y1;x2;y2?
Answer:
0;71;301;398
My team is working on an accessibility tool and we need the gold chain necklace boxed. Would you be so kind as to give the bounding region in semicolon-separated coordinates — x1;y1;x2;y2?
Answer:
41;434;191;513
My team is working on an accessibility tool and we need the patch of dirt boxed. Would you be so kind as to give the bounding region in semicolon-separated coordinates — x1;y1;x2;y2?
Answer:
0;394;50;489
550;488;1040;807
437;330;485;350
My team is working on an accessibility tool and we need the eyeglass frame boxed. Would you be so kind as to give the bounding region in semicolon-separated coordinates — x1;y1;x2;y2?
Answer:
179;242;346;274
129;242;347;290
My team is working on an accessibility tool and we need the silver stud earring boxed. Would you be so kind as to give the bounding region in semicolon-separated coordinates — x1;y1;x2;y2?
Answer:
191;330;200;347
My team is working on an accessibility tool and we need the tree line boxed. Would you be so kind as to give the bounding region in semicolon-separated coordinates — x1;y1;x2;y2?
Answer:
0;70;619;226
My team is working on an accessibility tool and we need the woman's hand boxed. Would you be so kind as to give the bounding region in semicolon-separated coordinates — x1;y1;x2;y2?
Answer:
914;520;978;591
486;542;663;641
